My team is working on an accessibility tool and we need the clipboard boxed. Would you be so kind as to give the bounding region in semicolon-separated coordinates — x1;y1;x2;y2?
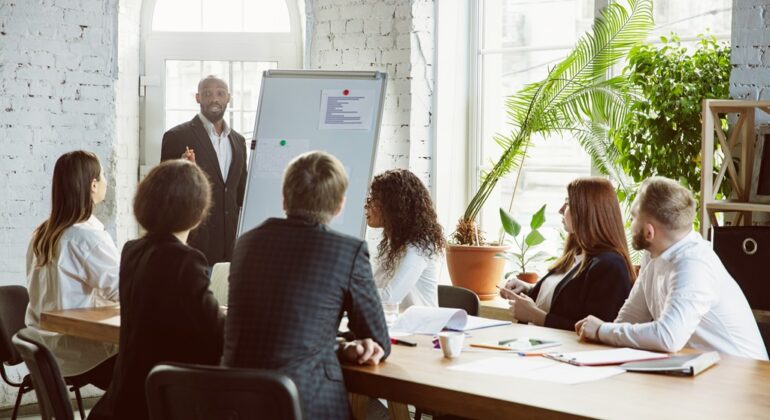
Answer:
544;348;669;367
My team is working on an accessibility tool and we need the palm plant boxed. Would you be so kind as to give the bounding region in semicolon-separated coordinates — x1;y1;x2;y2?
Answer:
453;0;653;245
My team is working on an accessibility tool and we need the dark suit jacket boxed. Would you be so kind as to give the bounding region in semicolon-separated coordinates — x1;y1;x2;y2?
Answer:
529;251;632;331
88;233;224;420
223;217;391;420
160;115;247;265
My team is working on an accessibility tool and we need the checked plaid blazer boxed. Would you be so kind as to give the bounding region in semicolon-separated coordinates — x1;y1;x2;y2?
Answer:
223;216;391;419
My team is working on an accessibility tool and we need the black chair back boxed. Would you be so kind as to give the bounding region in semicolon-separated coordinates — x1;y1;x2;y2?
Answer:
0;285;30;367
438;285;480;316
146;363;303;420
12;328;74;420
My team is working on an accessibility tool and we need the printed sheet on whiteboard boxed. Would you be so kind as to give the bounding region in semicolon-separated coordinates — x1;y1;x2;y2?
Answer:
319;89;376;130
253;138;310;178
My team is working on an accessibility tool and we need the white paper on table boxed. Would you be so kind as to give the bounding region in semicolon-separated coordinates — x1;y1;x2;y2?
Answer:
319;89;376;130
253;138;310;178
448;356;625;385
513;363;625;384
448;356;556;375
103;316;121;326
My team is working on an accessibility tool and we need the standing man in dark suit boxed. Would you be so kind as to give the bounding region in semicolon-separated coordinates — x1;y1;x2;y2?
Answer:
160;75;247;266
223;151;390;419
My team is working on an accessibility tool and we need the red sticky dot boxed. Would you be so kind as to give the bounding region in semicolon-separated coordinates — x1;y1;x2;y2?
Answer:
343;89;350;96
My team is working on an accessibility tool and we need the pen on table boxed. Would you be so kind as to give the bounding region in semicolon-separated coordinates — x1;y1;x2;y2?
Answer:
517;352;547;357
391;338;417;347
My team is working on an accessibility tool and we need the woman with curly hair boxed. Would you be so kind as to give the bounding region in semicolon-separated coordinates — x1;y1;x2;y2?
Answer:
365;169;446;309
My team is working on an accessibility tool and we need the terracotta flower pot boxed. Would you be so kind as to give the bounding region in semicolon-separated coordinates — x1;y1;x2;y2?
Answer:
446;244;509;300
517;272;539;284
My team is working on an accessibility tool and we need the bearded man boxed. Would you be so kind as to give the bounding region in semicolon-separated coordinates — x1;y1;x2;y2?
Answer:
160;75;248;266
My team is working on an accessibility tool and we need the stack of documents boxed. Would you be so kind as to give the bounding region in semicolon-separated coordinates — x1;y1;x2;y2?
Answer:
390;306;509;335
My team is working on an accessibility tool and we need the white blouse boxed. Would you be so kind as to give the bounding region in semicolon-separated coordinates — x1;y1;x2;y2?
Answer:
374;244;439;310
25;215;120;376
535;255;583;312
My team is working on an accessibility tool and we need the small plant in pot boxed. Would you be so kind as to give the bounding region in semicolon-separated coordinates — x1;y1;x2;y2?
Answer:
498;205;551;284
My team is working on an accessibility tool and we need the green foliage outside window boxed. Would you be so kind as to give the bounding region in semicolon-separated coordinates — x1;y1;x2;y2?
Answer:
613;34;731;204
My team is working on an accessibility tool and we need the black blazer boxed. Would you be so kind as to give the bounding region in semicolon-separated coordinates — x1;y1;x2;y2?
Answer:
529;251;632;331
160;115;247;264
223;217;391;420
88;233;224;420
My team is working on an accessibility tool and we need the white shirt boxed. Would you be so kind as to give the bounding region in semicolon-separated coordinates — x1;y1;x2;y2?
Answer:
598;232;768;360
199;112;232;180
535;255;582;312
25;215;120;376
375;244;439;310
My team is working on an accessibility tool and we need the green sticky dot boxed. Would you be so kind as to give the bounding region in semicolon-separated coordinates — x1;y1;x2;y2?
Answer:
280;140;287;146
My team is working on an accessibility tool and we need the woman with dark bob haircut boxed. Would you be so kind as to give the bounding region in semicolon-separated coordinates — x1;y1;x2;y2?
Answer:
365;169;446;309
500;177;635;331
90;160;225;420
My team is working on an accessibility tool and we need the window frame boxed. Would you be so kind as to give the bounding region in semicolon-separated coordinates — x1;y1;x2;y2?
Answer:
139;0;303;170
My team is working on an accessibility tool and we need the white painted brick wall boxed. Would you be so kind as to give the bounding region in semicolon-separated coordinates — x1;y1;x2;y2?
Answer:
307;0;435;253
730;0;770;109
0;0;141;408
308;0;434;182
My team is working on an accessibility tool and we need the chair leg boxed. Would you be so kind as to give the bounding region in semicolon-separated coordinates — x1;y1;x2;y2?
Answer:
11;383;27;420
72;386;86;419
414;408;422;420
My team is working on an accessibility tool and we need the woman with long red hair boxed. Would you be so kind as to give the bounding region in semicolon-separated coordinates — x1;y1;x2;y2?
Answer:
500;177;635;331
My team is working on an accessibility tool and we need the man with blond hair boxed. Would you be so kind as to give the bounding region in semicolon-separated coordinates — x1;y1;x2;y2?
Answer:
223;151;390;419
576;176;768;360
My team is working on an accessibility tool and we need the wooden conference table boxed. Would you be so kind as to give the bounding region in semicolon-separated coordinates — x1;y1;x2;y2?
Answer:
41;306;770;419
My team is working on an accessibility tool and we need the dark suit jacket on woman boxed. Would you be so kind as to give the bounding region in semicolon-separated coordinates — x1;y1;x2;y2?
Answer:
223;216;391;420
160;115;247;265
88;233;225;420
529;251;632;331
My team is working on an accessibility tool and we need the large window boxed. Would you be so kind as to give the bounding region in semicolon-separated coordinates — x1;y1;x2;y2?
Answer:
164;60;277;140
152;0;291;33
473;0;731;271
141;0;301;170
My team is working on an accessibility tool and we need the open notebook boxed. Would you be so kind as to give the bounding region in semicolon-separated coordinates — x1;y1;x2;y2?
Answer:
390;306;509;335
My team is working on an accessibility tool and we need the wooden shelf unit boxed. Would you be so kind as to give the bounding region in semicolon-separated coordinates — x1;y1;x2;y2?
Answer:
700;99;770;237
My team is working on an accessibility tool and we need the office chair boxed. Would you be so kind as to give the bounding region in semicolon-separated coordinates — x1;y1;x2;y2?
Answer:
0;286;88;419
438;285;480;316
0;286;34;420
146;363;303;420
12;328;74;420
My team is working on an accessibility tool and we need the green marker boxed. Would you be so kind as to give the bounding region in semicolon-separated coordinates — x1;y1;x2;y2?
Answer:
280;140;287;146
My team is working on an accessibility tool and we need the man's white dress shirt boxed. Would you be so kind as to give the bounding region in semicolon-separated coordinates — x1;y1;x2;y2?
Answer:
598;232;768;360
25;215;120;376
375;244;439;310
199;112;232;180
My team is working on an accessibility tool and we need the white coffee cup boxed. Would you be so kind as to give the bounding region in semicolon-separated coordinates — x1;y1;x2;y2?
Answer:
438;331;464;358
382;302;399;327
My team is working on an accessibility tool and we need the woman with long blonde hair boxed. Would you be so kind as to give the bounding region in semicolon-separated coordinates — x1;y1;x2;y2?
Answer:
500;177;635;331
26;150;119;388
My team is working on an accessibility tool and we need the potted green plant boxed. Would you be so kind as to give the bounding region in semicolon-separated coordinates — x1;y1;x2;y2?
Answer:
613;33;731;225
446;0;653;298
498;206;550;284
